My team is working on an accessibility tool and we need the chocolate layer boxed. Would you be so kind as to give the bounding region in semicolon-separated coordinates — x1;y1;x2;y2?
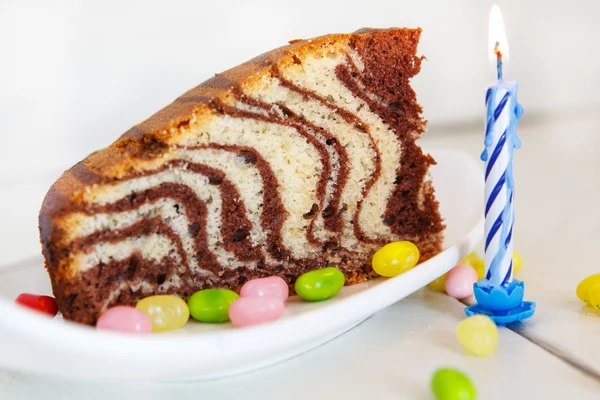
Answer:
64;254;184;324
338;29;444;241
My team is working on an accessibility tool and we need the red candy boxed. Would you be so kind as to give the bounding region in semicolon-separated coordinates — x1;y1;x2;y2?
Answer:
15;293;58;316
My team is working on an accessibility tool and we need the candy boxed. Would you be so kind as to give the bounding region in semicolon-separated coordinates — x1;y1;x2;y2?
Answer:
460;252;485;280
428;274;447;292
136;295;190;332
513;250;524;273
96;306;152;334
586;283;600;311
14;293;58;316
372;241;420;277
240;276;289;302
295;267;345;301
456;315;498;356
431;368;476;400
461;251;523;280
229;296;284;327
576;273;600;303
459;252;484;268
188;288;239;323
473;264;485;281
444;264;478;299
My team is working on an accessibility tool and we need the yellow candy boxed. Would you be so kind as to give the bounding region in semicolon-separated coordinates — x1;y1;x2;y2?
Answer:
587;284;600;311
460;251;523;280
460;252;483;268
460;252;485;279
136;295;190;332
576;273;600;303
372;241;420;277
513;251;524;273
428;274;447;292
456;315;498;357
473;264;485;280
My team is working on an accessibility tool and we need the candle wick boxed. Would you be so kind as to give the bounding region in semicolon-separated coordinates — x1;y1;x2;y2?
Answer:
494;41;503;80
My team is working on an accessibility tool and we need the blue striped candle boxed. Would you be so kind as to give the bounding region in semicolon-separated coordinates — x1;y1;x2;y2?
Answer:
465;5;534;324
480;55;524;287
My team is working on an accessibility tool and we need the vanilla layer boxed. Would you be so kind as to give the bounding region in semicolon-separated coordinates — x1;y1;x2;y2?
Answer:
74;234;181;273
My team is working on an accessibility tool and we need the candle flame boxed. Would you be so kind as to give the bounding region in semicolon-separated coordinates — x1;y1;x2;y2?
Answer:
488;4;509;67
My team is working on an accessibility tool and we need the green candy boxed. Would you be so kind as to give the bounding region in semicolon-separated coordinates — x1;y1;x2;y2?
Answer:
187;289;239;323
431;368;477;400
295;267;345;302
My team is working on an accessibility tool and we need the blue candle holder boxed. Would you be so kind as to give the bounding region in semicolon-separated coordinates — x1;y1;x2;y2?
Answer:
464;280;535;325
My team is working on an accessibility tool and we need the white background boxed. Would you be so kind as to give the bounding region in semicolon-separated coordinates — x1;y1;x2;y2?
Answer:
1;0;599;184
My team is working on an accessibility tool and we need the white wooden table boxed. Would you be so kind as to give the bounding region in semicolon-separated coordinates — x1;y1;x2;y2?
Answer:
1;114;599;398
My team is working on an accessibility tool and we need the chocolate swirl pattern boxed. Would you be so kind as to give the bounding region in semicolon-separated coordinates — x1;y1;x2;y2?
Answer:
40;28;444;324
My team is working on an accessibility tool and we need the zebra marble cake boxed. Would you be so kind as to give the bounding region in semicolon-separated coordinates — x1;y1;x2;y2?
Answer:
39;28;444;324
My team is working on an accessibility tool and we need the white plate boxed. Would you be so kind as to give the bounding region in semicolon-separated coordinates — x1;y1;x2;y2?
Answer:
0;149;483;381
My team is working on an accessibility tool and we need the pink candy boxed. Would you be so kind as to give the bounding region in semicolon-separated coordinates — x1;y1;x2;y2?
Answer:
445;264;478;299
96;306;152;334
240;276;289;301
230;276;288;327
229;296;284;327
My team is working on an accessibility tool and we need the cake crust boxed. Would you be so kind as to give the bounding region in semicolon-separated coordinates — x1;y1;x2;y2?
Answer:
39;28;444;325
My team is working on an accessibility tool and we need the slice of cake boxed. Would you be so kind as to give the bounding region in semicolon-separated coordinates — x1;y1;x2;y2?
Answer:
39;28;444;325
